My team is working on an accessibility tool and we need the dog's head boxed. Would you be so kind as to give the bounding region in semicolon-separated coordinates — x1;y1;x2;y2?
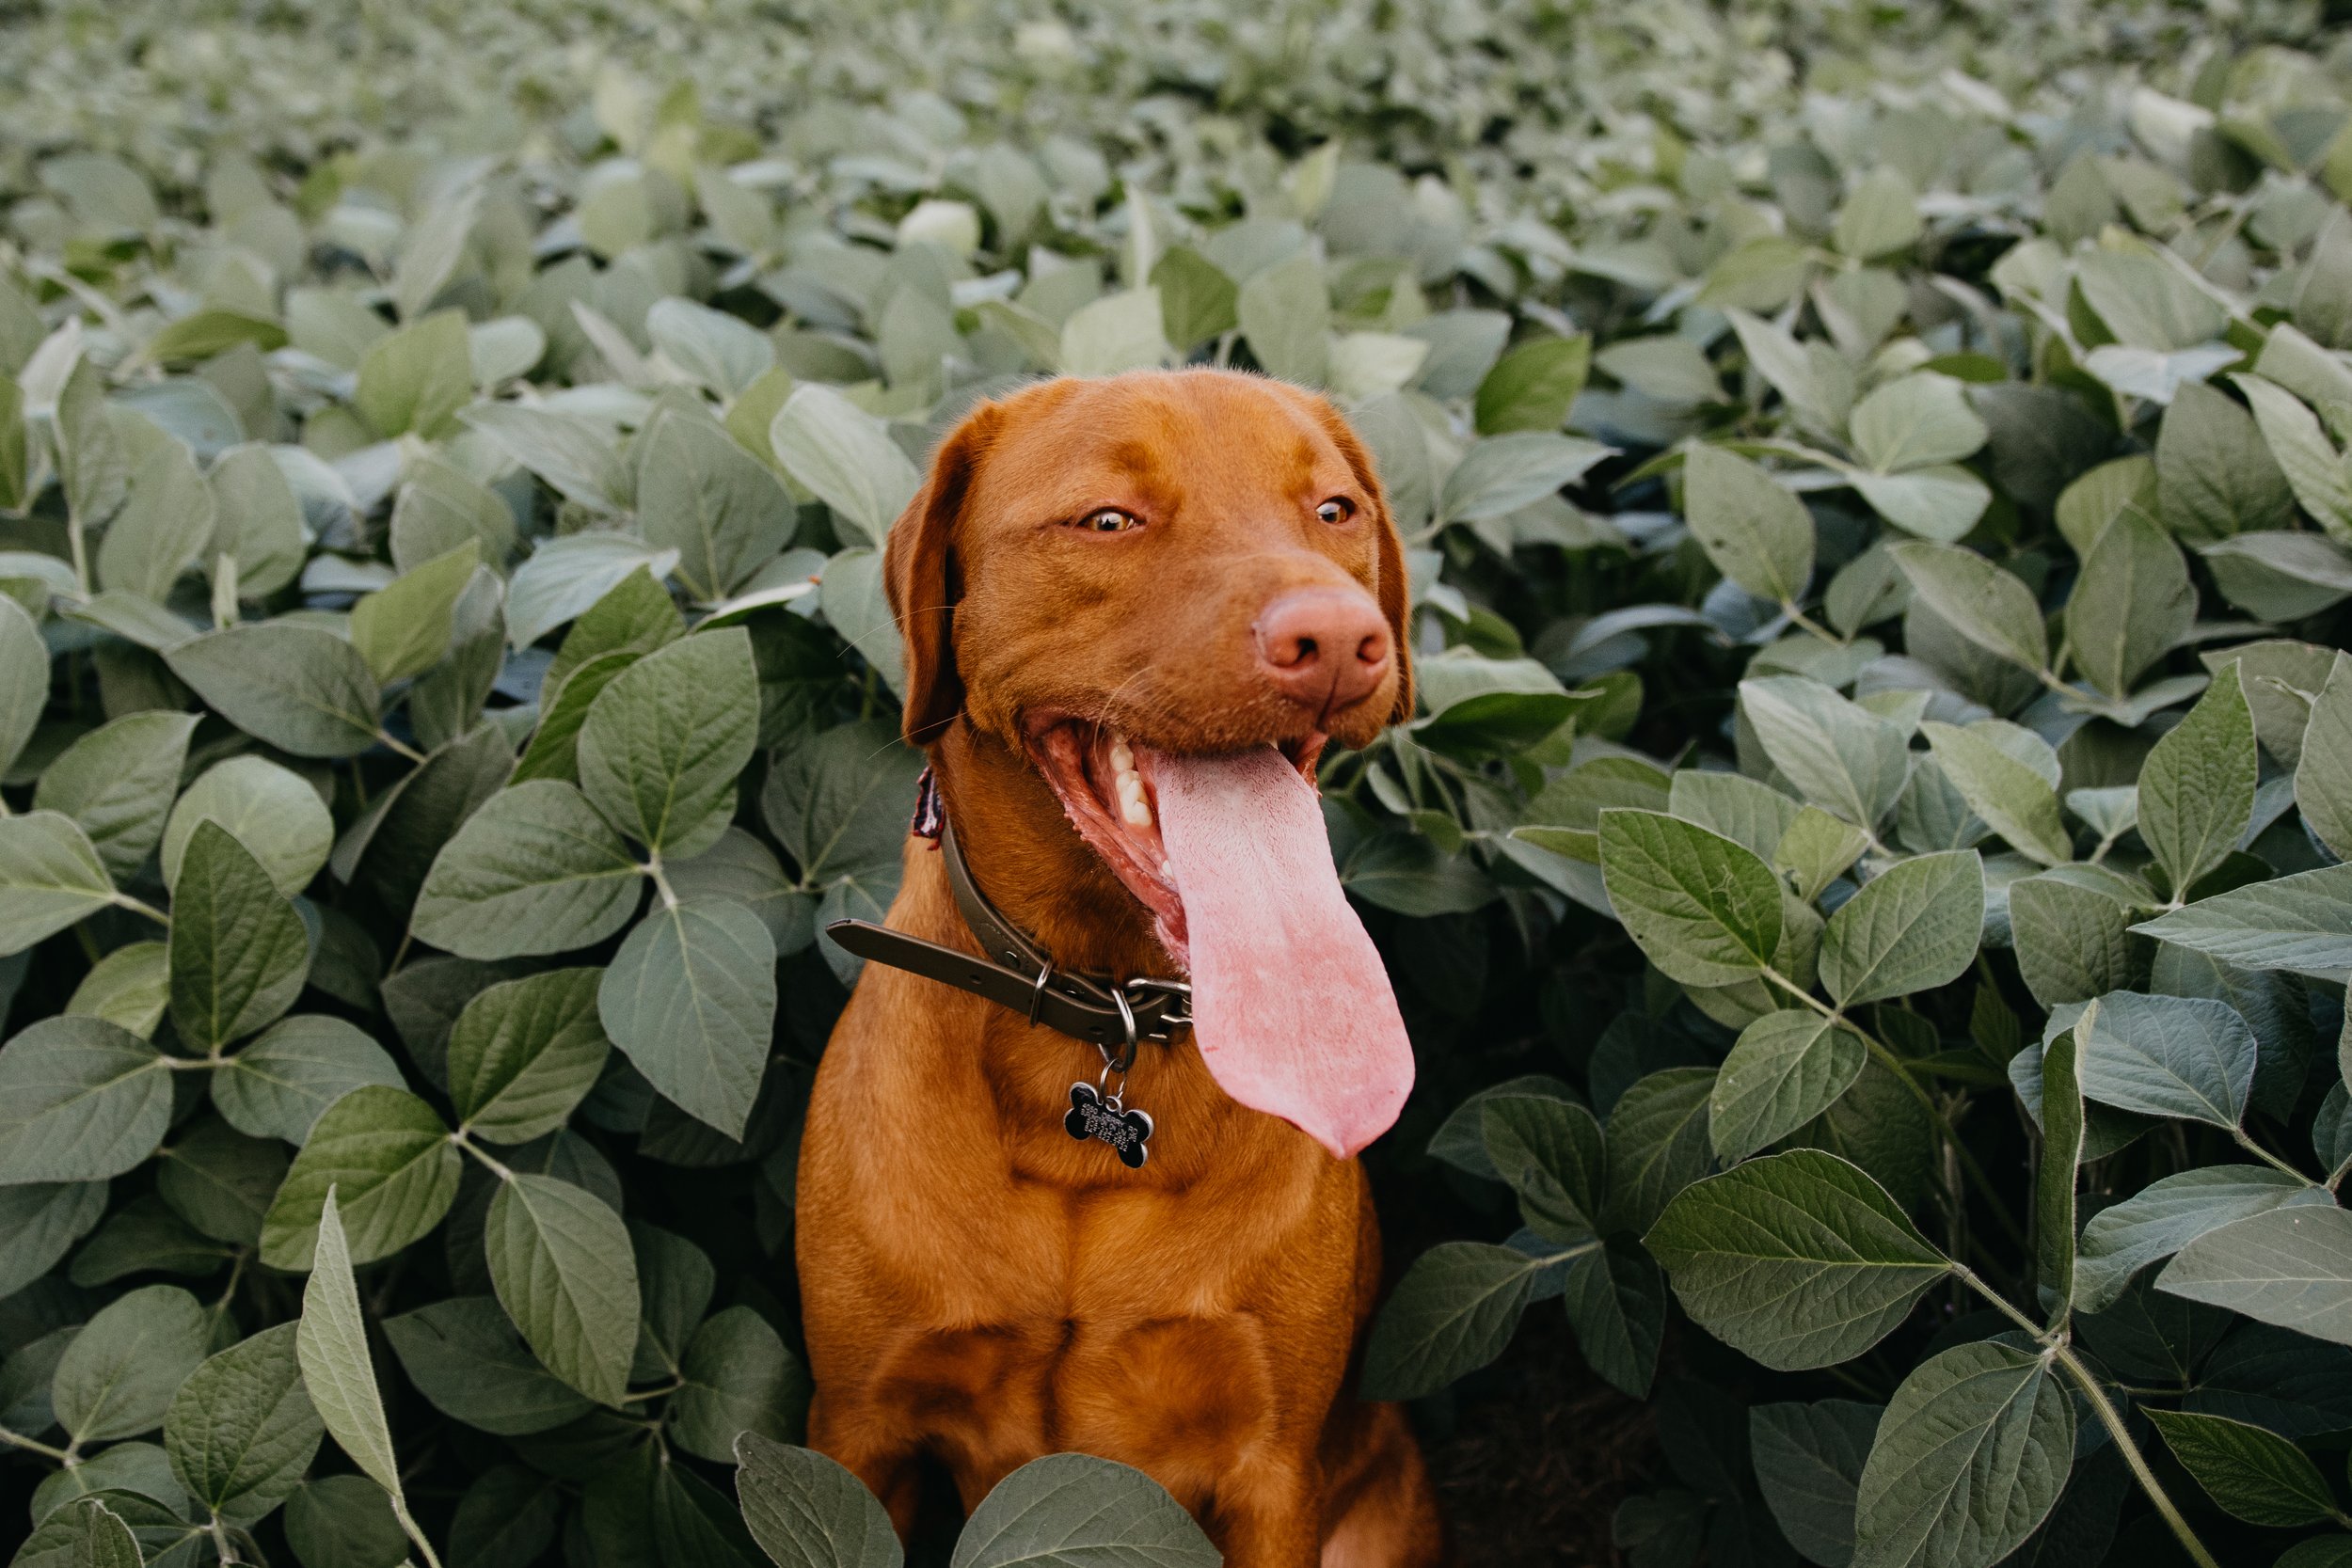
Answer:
880;369;1419;1159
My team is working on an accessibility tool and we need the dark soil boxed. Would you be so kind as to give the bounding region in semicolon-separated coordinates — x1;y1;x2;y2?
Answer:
1421;1317;1661;1566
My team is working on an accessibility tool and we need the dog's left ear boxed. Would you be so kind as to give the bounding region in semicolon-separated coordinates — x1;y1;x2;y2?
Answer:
884;401;1002;744
1300;399;1415;726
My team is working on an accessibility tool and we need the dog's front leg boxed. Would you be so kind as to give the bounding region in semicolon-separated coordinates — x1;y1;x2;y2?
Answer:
1208;1455;1327;1568
803;1390;926;1537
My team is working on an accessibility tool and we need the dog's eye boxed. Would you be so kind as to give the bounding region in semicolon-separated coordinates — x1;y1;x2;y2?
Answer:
1077;508;1140;533
1316;497;1357;525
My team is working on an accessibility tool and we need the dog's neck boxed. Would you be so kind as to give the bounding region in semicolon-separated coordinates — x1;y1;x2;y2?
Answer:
917;718;1175;978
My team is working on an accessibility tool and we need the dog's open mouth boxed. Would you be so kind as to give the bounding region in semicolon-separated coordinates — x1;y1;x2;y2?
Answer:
1024;717;1409;1161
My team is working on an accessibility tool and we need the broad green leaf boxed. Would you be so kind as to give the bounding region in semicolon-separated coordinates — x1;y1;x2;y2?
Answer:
1359;1240;1559;1401
0;811;119;954
1821;851;1983;1006
0;1016;171;1182
1921;723;2071;865
165;1321;322;1520
389;457;516;578
1710;1011;1867;1164
98;440;214;602
382;1296;594;1436
761;719;926;885
2065;509;2193;700
2077;1167;2333;1311
1235;251;1328;387
34;711;199;882
1481;1092;1606;1238
2134;862;2352;974
66;941;167;1039
2159;1204;2352;1346
1834;167;1923;261
207;445;310;599
1060;288;1172;377
2298;657;2352;861
1850;374;1985;472
638;411;796;602
577;626;759;855
544;564;684;696
2055;454;2160;557
2145;1408;2339;1527
462;404;630;515
411;780;644;959
1597;809;1784;987
1645;1149;1947;1370
168;820;310;1054
1604;1067;1717;1233
1560;1237;1666;1399
1888;544;2047;673
950;1455;1222;1568
163;755;334;897
598;897;776;1139
349;539;480;684
504;531;677;649
2010;875;2139;1007
284;1475;408;1568
167;624;383;757
1774;806;1869;903
1683;444;1814;604
1851;467;1993;544
648;296;775;401
2137;664;2256;896
354;308;471;439
2076;990;2254;1128
157;1116;286;1245
515;650;637;785
56;356;129;528
1669;768;1804;861
1740;677;1908;831
2158;381;2295;542
768;384;920;549
1752;1400;1881;1568
1475;333;1591;434
734;1433;905;1568
485;1171;641;1407
446;969;609;1144
1438;432;1614;524
297;1188;406;1499
213;1014;406;1146
670;1305;810;1463
0;1180;107;1297
261;1085;462;1271
52;1284;210;1444
446;1465;562;1568
0;594;47;777
2038;1030;2085;1325
2236;372;2352;540
1851;1341;2074;1568
45;1497;143;1568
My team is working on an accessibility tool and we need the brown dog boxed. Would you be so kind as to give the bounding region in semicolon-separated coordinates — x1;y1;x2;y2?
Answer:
795;369;1443;1566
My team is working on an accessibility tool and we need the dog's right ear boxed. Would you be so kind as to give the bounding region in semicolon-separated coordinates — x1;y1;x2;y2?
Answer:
883;401;1001;745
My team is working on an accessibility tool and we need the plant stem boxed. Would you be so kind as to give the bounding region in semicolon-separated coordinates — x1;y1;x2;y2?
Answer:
113;893;170;927
2051;1344;2221;1568
2232;1127;2321;1184
1779;600;1848;647
645;856;678;911
451;1131;514;1182
390;1494;446;1568
0;1424;72;1462
376;730;428;765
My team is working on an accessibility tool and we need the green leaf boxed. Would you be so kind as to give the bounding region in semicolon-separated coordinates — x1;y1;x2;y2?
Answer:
382;1296;594;1436
2076;1166;2331;1311
2158;381;2296;542
212;1014;406;1146
2038;1030;2085;1325
1851;1341;2074;1568
1740;676;1908;831
354;308;471;439
1920;723;2071;866
158;1117;286;1245
2298;657;2352;861
1235;251;1329;387
169;820;311;1054
349;539;480;685
1149;246;1238;354
951;1452;1223;1568
447;1465;562;1568
65;941;167;1038
45;1497;142;1568
1710;1011;1867;1164
1852;467;1992;544
648;296;776;401
2236;372;2352;541
2134;862;2352;974
1774;806;1869;903
34;711;199;882
389;457;516;578
1604;1067;1717;1233
1683;445;1815;603
1482;1092;1606;1238
462;404;630;517
733;1433;905;1568
56;356;128;529
2159;1204;2352;1346
98;439;214;602
671;1305;809;1463
167;624;384;757
446;968;610;1144
1671;768;1805;861
261;1085;462;1271
284;1475;408;1568
1645;1149;1948;1370
516;651;637;785
0;1180;107;1297
1359;1240;1559;1400
1888;544;2048;674
1821;851;1983;1007
1060;288;1172;377
598;897;776;1139
761;720;926;886
164;756;334;897
2076;990;2255;1128
1437;432;1614;524
298;1187;407;1499
0;593;48;778
2144;1408;2341;1528
505;532;677;650
0;1015;171;1182
638;411;796;602
2010;875;2139;1007
578;627;759;855
1752;1400;1881;1568
1597;808;1784;987
165;1321;322;1521
411;780;645;959
52;1283;210;1444
0;811;119;954
208;443;310;599
768;385;920;549
2065;509;2194;700
2138;663;2256;896
485;1171;641;1407
1850;374;1985;472
1476;333;1592;434
1834;167;1923;260
1561;1237;1666;1399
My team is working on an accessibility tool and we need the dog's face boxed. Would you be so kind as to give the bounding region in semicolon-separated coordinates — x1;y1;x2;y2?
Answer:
884;369;1413;950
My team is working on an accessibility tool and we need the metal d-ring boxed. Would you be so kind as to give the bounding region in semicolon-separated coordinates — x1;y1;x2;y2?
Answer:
1106;985;1140;1075
1026;961;1055;1026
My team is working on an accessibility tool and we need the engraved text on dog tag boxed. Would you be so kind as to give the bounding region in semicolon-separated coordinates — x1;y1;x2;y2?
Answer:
1065;1082;1152;1168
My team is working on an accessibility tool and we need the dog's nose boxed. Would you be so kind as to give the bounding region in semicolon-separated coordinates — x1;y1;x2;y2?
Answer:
1253;588;1391;713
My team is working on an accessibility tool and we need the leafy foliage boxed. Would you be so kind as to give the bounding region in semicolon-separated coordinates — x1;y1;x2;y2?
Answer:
1;0;2351;1565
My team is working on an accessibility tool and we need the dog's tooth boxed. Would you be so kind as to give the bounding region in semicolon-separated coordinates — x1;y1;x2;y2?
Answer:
1116;771;1145;803
1109;738;1135;772
1160;860;1175;879
1121;798;1153;829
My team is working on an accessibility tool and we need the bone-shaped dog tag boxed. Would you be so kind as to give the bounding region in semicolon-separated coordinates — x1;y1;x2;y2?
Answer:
1065;1082;1153;1169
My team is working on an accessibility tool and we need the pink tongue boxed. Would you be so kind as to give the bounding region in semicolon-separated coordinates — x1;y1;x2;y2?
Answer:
1153;748;1413;1160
